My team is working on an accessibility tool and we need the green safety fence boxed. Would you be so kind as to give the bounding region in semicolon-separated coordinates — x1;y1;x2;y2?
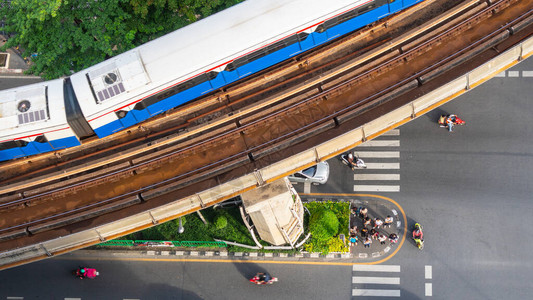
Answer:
98;240;227;248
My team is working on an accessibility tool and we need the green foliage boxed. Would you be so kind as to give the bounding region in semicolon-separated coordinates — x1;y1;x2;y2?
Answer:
303;201;350;254
1;0;244;79
214;215;228;230
124;207;254;246
309;208;339;240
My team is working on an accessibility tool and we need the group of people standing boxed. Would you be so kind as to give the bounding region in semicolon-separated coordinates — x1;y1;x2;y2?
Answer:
349;206;399;249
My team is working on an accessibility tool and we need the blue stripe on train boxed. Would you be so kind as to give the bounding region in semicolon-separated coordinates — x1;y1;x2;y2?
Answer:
93;0;422;138
0;135;81;162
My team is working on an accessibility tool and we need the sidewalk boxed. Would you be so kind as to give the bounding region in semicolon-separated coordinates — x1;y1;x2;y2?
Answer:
0;34;32;75
347;195;405;260
68;195;406;264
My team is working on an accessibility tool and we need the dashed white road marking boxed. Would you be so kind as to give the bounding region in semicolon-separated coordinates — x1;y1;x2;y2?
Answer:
355;151;400;158
381;129;400;136
354;185;400;192
353;264;401;272
358;140;400;147
354;174;400;180
425;265;432;279
523;71;533;77
352;276;400;284
7;297;24;300
364;163;400;169
352;289;401;297
303;182;311;193
494;72;506;77
426;283;433;296
352;265;401;298
507;70;520;77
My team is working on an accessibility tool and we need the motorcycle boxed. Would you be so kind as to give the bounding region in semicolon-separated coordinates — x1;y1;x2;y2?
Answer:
340;152;367;170
250;273;278;285
438;114;465;132
73;267;99;279
412;223;424;250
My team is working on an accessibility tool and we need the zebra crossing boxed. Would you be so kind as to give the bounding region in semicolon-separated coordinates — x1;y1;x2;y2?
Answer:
353;129;401;192
352;264;401;298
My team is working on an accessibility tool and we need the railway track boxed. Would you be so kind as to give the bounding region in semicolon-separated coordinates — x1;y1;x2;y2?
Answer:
0;0;531;251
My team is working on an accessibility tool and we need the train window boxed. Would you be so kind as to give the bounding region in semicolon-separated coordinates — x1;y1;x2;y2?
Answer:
358;4;375;14
0;140;28;151
297;32;309;42
336;8;359;25
225;63;236;72
134;73;214;111
226;32;301;72
206;71;218;80
34;135;48;143
315;24;325;33
323;17;340;30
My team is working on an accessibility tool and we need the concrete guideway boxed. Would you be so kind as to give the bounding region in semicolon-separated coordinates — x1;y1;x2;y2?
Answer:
2;2;533;270
2;34;532;270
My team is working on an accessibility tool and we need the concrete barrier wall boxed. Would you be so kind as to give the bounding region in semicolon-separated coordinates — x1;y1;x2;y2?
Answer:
2;34;532;270
523;36;533;59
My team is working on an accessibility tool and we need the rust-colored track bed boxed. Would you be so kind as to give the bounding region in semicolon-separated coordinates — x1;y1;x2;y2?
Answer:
0;0;531;252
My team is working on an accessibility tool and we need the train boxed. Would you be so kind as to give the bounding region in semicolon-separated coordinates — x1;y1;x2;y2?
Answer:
0;0;424;162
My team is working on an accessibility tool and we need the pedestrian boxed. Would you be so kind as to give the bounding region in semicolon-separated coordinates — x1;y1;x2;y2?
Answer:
373;218;383;229
378;234;387;245
350;226;358;235
364;237;372;248
369;228;379;240
352;206;359;216
363;216;371;227
389;233;398;245
361;227;368;238
384;215;393;228
359;207;368;219
350;234;358;246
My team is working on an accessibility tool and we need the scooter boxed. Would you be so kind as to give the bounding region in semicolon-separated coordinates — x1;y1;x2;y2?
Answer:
340;152;367;170
438;114;465;132
250;273;278;285
412;223;424;250
73;267;99;279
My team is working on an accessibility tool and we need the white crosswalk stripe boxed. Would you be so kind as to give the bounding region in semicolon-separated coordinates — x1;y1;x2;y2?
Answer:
352;264;401;298
353;129;400;192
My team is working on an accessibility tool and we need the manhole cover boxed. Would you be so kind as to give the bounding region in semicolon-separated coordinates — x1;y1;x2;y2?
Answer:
0;53;7;67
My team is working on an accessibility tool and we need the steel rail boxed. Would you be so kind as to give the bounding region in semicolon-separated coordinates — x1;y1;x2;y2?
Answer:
0;0;529;236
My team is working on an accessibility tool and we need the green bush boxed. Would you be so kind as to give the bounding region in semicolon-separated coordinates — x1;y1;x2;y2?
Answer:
309;208;339;240
304;201;350;254
120;206;255;246
215;215;228;230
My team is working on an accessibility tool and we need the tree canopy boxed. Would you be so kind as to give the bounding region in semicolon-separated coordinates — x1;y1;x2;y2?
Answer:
0;0;243;79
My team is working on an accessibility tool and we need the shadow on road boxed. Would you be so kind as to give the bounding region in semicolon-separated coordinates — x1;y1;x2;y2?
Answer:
232;260;268;280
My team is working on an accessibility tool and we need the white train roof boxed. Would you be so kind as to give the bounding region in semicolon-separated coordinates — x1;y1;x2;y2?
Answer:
0;79;71;142
70;0;369;121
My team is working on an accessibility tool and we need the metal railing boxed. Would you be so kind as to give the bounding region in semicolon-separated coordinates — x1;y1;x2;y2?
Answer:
98;240;227;248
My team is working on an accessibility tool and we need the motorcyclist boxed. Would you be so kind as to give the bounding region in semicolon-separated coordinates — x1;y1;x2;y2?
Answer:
347;152;366;169
77;267;87;279
446;114;457;132
412;223;423;240
256;272;272;284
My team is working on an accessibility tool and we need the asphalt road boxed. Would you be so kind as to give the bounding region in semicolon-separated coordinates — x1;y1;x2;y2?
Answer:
0;58;532;299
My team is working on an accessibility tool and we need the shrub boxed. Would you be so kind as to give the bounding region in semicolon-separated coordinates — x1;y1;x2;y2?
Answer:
304;201;350;254
309;208;339;240
215;215;228;230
